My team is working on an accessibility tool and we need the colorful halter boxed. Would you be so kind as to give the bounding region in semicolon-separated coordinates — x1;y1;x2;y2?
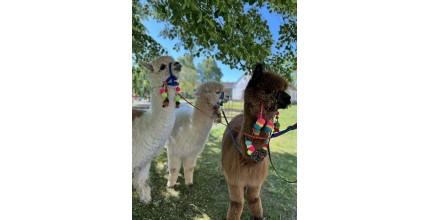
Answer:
159;62;181;108
245;103;283;163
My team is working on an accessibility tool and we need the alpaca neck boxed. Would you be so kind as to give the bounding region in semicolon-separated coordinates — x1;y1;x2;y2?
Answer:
191;99;214;125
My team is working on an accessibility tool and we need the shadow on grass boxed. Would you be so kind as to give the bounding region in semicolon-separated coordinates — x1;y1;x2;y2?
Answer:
133;128;297;220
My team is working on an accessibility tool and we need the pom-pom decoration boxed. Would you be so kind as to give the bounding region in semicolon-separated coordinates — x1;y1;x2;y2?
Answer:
245;140;255;155
254;118;265;129
264;120;274;133
247;145;255;155
274;121;280;132
163;98;169;107
262;143;268;151
253;128;260;136
161;92;168;99
161;81;169;107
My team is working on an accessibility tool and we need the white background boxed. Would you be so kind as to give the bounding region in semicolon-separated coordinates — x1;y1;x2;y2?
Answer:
1;0;429;219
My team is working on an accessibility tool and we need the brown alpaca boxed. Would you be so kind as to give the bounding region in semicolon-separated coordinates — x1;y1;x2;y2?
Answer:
221;64;291;220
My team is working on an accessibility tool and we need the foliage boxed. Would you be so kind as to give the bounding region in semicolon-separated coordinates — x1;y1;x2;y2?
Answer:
145;0;297;82
132;0;166;64
132;0;167;97
197;58;223;83
177;53;196;70
177;55;198;98
132;66;151;97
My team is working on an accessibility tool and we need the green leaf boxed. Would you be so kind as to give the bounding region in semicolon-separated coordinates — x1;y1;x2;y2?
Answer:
197;13;203;23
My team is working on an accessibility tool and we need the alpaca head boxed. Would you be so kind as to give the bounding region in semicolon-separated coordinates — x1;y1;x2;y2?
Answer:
244;63;291;117
194;81;226;108
140;56;182;88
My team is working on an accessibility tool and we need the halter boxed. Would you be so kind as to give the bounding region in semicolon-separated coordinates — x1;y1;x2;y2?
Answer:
159;62;181;108
165;62;179;86
263;91;279;112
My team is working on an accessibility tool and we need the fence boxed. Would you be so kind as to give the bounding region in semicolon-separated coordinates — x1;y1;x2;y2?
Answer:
221;100;244;120
132;97;244;120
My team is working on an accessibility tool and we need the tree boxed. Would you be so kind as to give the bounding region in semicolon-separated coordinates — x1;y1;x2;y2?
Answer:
197;58;223;82
144;0;297;82
132;66;151;97
132;0;166;97
132;0;166;64
177;55;198;98
177;54;196;70
178;67;198;98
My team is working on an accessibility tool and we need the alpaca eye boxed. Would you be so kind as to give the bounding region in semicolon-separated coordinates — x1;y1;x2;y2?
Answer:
216;91;221;94
160;64;166;70
264;89;272;94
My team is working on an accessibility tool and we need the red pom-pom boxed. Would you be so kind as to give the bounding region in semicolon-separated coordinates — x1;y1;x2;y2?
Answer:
176;86;181;92
159;88;164;94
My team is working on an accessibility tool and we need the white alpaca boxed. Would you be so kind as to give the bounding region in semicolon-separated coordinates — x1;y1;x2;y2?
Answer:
132;56;181;203
166;82;225;187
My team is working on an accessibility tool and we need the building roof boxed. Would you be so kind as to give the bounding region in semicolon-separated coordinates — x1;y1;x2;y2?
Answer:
222;82;235;89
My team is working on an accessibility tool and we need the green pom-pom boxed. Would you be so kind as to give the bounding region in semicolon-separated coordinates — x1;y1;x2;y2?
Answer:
175;95;181;101
247;150;253;155
161;92;168;99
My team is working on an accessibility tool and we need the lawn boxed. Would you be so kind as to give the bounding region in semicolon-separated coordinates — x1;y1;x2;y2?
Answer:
132;104;297;220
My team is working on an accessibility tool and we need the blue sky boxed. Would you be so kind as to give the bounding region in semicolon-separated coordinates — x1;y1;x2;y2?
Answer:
143;5;285;83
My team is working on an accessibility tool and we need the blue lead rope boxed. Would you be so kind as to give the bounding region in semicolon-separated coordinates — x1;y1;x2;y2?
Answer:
221;108;244;156
271;123;297;138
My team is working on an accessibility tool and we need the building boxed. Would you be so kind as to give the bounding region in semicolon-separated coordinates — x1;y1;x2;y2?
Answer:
223;75;297;103
222;75;251;101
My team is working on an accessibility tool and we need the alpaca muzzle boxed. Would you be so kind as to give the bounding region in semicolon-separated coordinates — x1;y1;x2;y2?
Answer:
276;91;291;109
173;62;182;71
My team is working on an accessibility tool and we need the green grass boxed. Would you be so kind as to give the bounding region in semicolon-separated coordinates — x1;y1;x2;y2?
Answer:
223;101;244;110
132;105;297;220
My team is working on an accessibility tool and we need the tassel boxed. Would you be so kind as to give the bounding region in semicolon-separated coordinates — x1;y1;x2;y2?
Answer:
161;81;169;107
264;121;274;133
175;94;180;108
274;111;280;132
163;97;169;107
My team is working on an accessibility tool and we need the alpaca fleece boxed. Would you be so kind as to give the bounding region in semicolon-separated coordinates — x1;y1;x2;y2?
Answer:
221;64;290;219
165;81;224;187
132;56;181;204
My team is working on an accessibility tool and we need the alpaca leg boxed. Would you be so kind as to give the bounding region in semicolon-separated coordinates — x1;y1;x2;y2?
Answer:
132;165;141;189
167;155;181;187
247;185;263;219
183;156;198;185
135;161;152;204
226;184;245;220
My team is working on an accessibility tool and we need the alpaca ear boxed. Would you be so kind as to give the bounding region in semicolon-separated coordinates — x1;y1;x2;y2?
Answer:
249;63;263;86
139;61;154;72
